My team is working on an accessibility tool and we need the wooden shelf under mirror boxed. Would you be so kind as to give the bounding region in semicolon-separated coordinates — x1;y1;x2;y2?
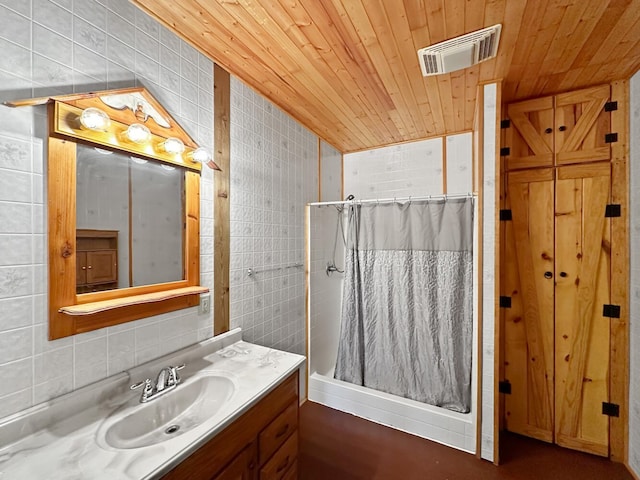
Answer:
60;286;209;315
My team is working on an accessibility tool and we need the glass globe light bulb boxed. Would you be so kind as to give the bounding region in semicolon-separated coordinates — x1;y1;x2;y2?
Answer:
124;123;151;144
79;107;110;131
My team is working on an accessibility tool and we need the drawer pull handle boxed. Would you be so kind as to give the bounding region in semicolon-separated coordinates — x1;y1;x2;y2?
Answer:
276;455;290;473
275;423;289;438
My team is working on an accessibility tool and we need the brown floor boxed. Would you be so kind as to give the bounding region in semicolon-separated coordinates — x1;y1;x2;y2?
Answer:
299;401;634;480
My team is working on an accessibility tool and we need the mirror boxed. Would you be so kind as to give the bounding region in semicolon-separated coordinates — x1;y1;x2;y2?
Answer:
3;87;213;340
75;144;185;294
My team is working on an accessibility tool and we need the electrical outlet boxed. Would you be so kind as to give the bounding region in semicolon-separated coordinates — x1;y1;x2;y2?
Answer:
199;293;211;314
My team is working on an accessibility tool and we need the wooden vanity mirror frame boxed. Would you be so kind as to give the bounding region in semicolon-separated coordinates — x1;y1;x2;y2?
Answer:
8;87;210;340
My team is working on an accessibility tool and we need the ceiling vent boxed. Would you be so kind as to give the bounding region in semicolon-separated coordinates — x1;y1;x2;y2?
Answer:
417;24;502;76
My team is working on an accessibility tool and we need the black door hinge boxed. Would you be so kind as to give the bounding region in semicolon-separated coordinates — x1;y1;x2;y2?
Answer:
501;119;511;129
604;101;618;112
605;204;621;218
500;296;512;308
500;147;510;156
605;133;618;143
500;209;512;221
499;381;512;394
603;304;621;318
602;402;620;417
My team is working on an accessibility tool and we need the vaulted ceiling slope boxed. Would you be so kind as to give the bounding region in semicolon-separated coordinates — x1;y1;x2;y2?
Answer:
134;0;640;153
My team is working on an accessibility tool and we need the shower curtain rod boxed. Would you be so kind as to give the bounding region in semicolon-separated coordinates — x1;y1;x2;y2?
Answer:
308;192;475;207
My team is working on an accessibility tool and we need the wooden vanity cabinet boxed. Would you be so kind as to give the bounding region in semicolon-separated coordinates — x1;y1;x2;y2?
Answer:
162;370;299;480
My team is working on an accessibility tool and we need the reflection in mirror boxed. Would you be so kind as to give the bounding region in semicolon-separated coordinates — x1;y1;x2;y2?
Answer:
76;144;185;294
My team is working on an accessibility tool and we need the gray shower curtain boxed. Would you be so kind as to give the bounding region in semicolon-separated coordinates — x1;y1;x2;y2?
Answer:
334;197;474;413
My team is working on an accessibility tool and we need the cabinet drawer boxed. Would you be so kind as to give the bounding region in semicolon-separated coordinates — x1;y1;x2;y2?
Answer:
259;401;297;464
280;461;296;480
260;430;297;480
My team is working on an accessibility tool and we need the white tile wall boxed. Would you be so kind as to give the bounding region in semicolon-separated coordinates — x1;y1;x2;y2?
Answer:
228;78;318;356
320;140;342;202
629;69;640;477
446;133;473;194
0;0;215;421
481;82;497;462
344;138;444;199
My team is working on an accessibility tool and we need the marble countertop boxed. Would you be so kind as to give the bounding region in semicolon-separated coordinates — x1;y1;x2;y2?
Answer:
0;329;305;480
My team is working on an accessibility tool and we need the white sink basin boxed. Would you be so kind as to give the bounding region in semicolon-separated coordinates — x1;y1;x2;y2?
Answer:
99;374;235;449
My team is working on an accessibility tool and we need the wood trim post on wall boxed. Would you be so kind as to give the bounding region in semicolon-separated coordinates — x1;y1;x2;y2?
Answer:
610;79;629;463
214;64;231;335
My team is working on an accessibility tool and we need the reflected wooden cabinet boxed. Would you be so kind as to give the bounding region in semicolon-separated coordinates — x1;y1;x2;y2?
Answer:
76;229;118;293
163;371;299;480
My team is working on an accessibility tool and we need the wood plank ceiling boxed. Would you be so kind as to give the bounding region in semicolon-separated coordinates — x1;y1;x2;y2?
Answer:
134;0;640;153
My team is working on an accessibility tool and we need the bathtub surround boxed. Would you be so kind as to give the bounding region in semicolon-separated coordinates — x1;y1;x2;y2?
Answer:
334;198;475;413
309;132;480;453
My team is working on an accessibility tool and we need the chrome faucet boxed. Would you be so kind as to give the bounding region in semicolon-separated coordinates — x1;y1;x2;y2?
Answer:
130;364;185;403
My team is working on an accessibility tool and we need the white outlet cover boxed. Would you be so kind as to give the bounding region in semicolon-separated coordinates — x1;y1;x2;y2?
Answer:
199;293;211;314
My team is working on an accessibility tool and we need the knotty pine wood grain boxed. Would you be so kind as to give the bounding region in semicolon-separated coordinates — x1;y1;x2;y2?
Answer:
131;0;640;152
48;133;77;340
610;79;630;463
214;64;231;335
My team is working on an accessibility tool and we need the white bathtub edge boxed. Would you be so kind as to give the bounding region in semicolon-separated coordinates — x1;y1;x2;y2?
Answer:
309;372;476;454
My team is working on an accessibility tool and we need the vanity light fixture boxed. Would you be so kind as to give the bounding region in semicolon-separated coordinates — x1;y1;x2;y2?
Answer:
161;164;176;171
187;147;221;171
123;123;151;144
157;137;185;155
79;107;110;131
188;147;211;164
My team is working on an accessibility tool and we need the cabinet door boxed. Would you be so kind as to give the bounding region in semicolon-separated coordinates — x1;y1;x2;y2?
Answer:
86;250;117;284
260;431;297;480
554;163;611;456
555;85;611;165
505;96;554;170
503;168;555;442
213;444;257;480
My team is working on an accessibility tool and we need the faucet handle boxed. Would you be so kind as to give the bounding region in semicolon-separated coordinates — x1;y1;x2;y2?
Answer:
131;378;153;402
169;364;186;386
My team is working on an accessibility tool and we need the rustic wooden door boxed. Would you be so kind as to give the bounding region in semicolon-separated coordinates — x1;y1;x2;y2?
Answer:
505;85;610;170
503;168;556;442
503;163;612;455
555;85;611;166
505;97;554;171
554;163;611;456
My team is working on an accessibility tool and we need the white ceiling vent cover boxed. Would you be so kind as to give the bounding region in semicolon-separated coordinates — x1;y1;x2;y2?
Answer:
417;24;502;76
